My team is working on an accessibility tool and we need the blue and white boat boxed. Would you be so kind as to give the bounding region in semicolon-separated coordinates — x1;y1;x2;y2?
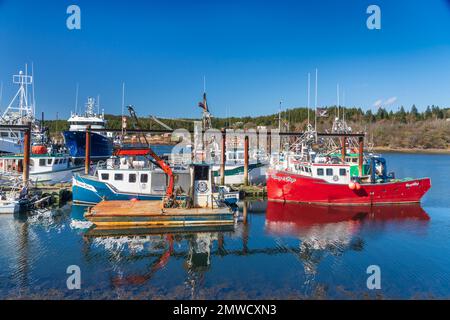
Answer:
63;97;113;160
72;154;240;206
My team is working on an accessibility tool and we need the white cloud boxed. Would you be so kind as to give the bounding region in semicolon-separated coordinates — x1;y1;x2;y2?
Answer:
372;99;383;108
384;96;398;106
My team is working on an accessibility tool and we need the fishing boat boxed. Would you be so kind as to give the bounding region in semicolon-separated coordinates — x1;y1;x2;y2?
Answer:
0;69;37;154
266;131;431;205
0;145;84;184
84;162;235;228
194;90;268;185
73;106;239;206
63;97;113;159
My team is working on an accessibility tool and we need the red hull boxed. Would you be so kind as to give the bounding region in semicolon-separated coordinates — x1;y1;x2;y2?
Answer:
265;202;429;236
267;169;431;205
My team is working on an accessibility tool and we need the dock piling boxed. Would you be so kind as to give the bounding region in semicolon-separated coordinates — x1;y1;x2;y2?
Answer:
220;128;226;185
358;136;364;176
85;125;91;175
244;134;249;186
23;122;31;184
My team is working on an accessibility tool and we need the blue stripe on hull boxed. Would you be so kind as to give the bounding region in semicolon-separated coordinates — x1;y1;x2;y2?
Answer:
63;131;113;158
72;174;179;205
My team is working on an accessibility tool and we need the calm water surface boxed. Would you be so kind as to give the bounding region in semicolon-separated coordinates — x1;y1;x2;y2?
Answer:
0;153;449;299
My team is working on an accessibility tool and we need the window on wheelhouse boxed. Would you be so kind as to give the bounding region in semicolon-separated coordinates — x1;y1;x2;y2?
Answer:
47;158;53;165
339;168;347;176
114;173;123;181
326;168;333;176
317;168;324;176
140;174;148;183
129;173;137;183
101;173;109;180
39;159;46;166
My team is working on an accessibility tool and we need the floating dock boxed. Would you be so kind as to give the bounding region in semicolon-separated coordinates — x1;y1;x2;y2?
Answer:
85;200;234;227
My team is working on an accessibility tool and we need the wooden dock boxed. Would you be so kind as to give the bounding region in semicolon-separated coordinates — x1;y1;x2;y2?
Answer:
85;200;234;227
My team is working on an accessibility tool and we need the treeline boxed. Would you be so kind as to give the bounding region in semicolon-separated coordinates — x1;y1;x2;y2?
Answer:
44;105;450;149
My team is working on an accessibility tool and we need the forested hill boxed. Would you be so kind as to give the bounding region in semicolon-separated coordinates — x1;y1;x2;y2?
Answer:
45;105;450;150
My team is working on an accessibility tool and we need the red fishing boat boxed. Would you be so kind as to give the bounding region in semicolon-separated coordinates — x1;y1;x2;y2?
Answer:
267;132;431;205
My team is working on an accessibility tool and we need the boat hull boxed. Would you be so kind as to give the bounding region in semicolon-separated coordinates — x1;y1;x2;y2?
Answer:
266;169;431;205
63;131;113;159
72;174;173;205
211;162;267;185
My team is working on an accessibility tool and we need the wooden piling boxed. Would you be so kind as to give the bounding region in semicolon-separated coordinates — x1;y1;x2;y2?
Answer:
85;125;91;175
23;122;31;184
244;134;249;186
220;128;226;185
358;136;364;176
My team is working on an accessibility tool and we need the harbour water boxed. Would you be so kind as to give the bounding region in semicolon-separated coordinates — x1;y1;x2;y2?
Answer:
0;153;449;299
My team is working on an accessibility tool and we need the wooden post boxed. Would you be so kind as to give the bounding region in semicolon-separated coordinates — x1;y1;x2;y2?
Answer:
244;134;249;186
358;136;364;176
85;125;91;175
23;122;31;184
341;136;346;163
220;128;226;185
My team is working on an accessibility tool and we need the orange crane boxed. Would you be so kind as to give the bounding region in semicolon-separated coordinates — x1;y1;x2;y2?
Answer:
115;105;175;207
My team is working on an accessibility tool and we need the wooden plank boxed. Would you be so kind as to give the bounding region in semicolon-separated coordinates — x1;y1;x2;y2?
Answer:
87;200;231;217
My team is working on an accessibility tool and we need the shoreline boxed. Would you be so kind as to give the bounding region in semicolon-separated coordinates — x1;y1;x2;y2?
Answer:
372;147;450;155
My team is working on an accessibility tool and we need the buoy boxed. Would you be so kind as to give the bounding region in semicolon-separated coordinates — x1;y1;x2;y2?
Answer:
32;145;47;154
348;182;356;190
355;183;361;190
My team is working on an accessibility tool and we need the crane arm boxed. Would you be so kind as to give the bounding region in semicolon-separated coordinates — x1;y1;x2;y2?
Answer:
126;106;175;202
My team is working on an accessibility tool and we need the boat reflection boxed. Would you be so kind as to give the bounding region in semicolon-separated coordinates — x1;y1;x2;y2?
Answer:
266;202;430;237
266;202;430;278
82;225;233;293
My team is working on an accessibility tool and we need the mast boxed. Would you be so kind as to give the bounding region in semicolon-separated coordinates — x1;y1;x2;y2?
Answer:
314;68;318;135
121;82;125;139
307;73;310;126
75;83;79;115
31;63;36;117
337;83;340;119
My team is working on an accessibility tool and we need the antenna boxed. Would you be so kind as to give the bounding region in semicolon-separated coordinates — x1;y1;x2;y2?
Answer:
203;75;206;93
314;68;318;133
337;83;340;119
121;82;125;137
307;73;310;126
75;83;79;114
342;90;346;123
97;94;100;114
31;62;36;117
0;81;3;112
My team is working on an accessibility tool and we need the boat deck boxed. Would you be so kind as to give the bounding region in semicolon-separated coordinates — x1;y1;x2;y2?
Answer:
85;200;234;227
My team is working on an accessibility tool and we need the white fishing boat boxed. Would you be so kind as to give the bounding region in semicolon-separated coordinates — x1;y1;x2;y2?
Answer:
0;68;36;154
0;146;84;184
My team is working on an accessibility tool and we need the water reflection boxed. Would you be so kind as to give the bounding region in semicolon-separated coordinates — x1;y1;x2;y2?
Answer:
265;202;430;289
0;199;433;299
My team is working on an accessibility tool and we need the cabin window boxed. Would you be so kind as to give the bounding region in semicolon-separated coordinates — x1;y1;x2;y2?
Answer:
140;174;148;183
101;173;109;180
326;168;333;176
352;158;357;163
129;174;137;183
339;168;347;176
47;159;53;165
114;173;123;181
317;168;324;176
194;165;209;181
39;159;46;166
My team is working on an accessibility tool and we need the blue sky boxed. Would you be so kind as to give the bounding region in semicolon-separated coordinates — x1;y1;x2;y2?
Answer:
1;0;450;119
